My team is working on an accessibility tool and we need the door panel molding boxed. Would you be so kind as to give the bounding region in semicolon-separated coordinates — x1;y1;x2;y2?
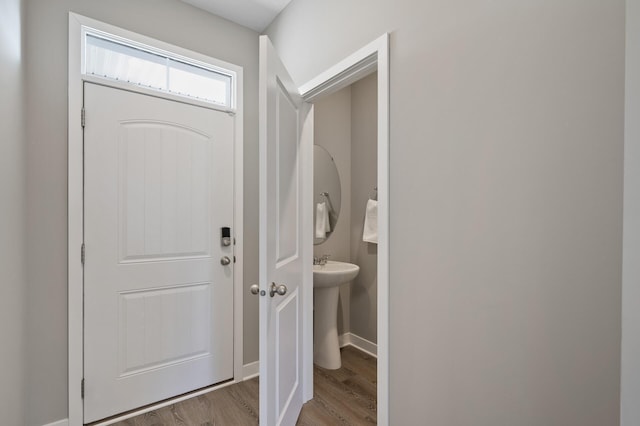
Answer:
275;289;299;422
117;282;212;377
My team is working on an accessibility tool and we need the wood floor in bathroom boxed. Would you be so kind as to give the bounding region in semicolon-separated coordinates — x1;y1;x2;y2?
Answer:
110;346;377;426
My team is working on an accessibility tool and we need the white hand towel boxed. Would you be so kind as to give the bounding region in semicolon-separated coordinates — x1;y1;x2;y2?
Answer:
315;202;330;238
362;199;378;244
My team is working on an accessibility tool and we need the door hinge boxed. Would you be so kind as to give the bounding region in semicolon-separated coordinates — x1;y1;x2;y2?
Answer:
81;378;85;399
81;243;85;265
81;107;86;128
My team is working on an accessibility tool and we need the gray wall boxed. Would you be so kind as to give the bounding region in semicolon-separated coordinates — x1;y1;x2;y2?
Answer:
350;73;378;344
313;86;352;263
24;1;259;424
267;1;624;424
313;86;353;334
622;0;640;424
0;0;26;424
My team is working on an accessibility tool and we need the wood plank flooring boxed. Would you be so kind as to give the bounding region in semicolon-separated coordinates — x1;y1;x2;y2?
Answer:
111;346;376;426
297;346;377;425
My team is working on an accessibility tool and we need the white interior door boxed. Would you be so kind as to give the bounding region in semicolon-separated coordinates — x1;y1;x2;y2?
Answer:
259;36;313;426
83;83;235;423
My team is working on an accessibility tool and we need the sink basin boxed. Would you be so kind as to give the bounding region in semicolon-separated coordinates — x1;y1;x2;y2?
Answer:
313;261;360;288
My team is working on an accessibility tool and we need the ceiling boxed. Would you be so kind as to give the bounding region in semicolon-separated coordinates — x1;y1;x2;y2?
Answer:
181;0;293;32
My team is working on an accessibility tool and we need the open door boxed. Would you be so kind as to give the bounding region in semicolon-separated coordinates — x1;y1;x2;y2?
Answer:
258;35;313;425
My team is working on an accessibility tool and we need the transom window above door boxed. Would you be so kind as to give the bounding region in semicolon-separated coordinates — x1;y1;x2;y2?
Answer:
82;31;235;108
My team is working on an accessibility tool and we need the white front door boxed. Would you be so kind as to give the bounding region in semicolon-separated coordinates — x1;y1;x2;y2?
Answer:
83;83;235;423
259;36;313;426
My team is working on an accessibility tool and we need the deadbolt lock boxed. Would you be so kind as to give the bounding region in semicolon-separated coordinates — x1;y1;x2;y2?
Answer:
221;227;231;247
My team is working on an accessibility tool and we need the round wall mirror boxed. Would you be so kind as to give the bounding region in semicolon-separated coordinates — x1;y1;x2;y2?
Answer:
314;145;341;245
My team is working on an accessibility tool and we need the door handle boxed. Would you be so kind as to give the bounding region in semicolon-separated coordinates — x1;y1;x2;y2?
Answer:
250;283;286;297
270;282;287;297
250;284;266;296
220;256;231;266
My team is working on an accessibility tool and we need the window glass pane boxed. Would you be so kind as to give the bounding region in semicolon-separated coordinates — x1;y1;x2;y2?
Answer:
86;35;167;90
168;59;231;106
84;33;233;108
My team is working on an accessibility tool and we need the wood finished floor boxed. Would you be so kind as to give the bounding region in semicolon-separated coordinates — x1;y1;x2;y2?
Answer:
111;346;376;426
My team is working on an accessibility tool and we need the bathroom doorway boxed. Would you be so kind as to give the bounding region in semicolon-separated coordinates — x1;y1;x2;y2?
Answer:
312;71;379;360
253;34;389;424
300;33;389;424
310;71;380;422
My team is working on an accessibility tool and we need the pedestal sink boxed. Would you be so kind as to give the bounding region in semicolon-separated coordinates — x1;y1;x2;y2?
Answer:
313;261;360;369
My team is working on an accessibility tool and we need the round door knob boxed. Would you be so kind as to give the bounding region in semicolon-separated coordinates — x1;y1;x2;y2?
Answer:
220;256;231;266
270;282;287;297
250;284;260;295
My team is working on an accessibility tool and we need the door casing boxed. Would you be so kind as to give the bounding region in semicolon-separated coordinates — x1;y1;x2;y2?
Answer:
297;33;390;426
67;13;245;425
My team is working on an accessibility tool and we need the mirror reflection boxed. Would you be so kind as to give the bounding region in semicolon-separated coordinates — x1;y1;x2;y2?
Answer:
313;145;341;245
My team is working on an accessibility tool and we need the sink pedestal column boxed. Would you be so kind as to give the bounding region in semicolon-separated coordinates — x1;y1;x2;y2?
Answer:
314;286;342;369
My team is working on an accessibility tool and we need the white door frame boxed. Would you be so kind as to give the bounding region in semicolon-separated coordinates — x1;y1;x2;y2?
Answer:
67;13;244;425
298;33;390;426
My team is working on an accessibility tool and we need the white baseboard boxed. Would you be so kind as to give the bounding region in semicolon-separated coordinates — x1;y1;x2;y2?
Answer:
43;420;68;426
240;334;376;380
243;360;259;380
339;332;378;358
